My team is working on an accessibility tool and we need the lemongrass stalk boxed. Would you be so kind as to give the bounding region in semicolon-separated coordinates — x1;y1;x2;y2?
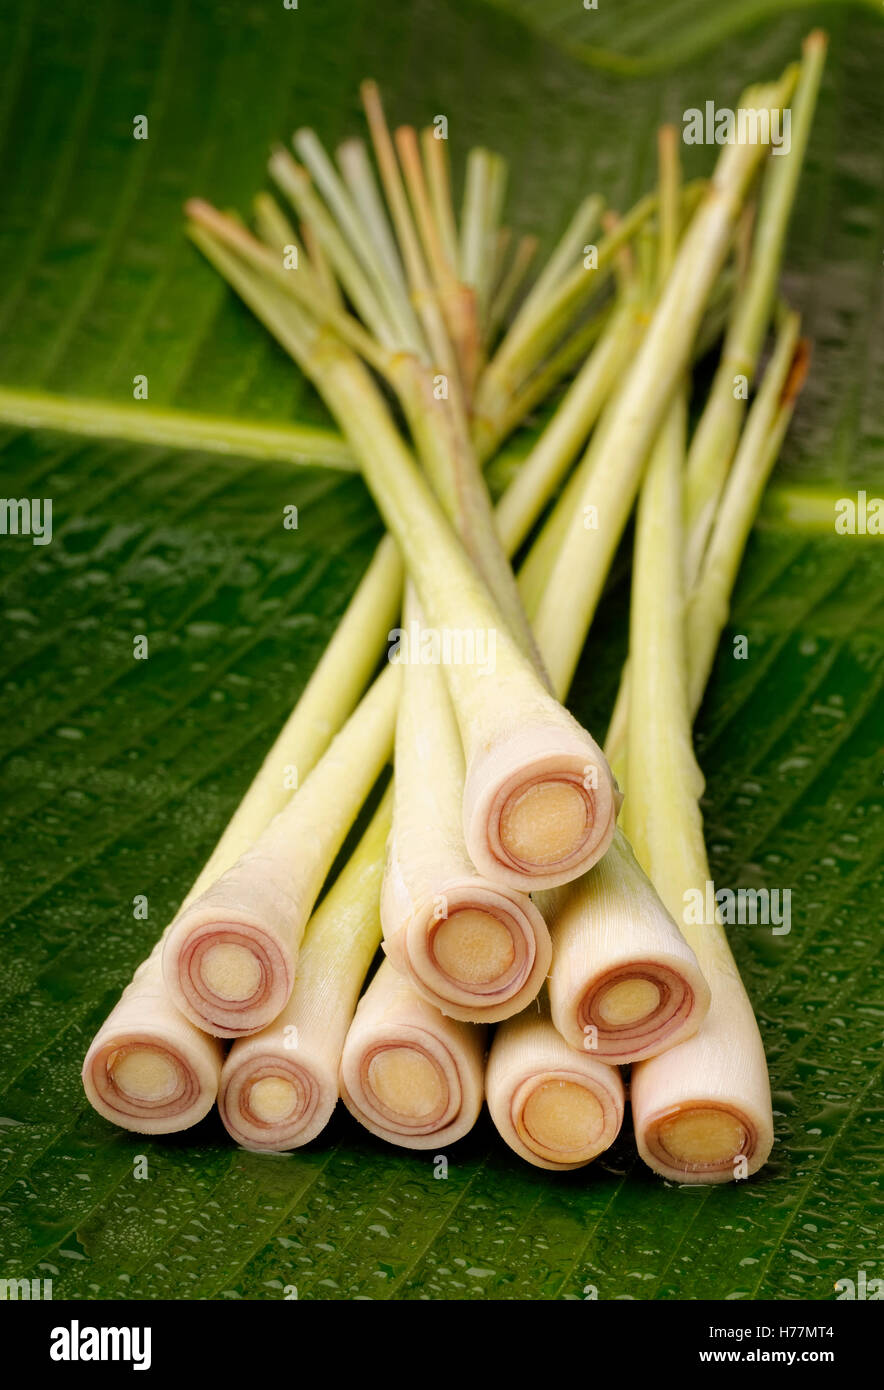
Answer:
533;258;739;574
734;197;758;287
526;69;797;697
378;352;553;1019
602;261;743;769
252;193;312;278
162;664;400;1037
682;31;826;587
195;203;530;671
600;123;681;786
517;351;637;621
457;147;491;286
486;233;539;346
267;146;398;350
485;990;625;1171
483;156;509;298
492;294;640;553
187;199;390;374
307;342;618;890
500;193;604;352
339;959;486;1149
360;81;464;402
395;126;462;291
474;191;656;425
422;127;460;271
459;147;507;328
192;538;402;896
395;124;481;397
657;125;681;277
189;219;619;890
382;588;551;1021
337;137;412;308
253;192;346;311
82;945;224;1135
527;135;711;1068
299;219;344;306
541;829;708;1062
218;790;392;1150
216;319;619;1133
626;365;773;1186
83;526;402;1132
388;352;541;666
687;310;807;710
293;127;425;355
541;400;709;1064
478;304;613;460
512;236;726;620
605;309;805;777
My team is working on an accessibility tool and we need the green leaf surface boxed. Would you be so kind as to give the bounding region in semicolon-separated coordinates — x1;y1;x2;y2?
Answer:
0;0;882;1300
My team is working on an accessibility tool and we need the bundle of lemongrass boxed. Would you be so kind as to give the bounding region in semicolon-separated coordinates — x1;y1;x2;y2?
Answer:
83;32;825;1183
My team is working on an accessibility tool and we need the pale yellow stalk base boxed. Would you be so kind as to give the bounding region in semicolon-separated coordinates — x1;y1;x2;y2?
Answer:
382;587;551;1020
542;831;710;1064
626;356;774;1184
81;946;223;1135
630;1000;774;1183
340;960;486;1149
463;721;619;891
486;993;625;1170
308;343;618;892
163;665;398;1037
382;874;551;1023
219;792;391;1151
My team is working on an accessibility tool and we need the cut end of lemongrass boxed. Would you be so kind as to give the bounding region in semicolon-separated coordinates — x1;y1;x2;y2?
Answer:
507;1067;623;1170
219;1050;333;1151
111;1048;179;1102
596;977;661;1025
520;1079;603;1154
200;942;263;1001
83;1031;219;1136
544;838;712;1064
163;916;294;1038
385;879;552;1022
499;780;589;866
250;1075;300;1122
367;1047;445;1120
639;1102;765;1183
463;724;618;890
358;1038;451;1129
432;909;515;985
339;1017;478;1149
572;962;703;1064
